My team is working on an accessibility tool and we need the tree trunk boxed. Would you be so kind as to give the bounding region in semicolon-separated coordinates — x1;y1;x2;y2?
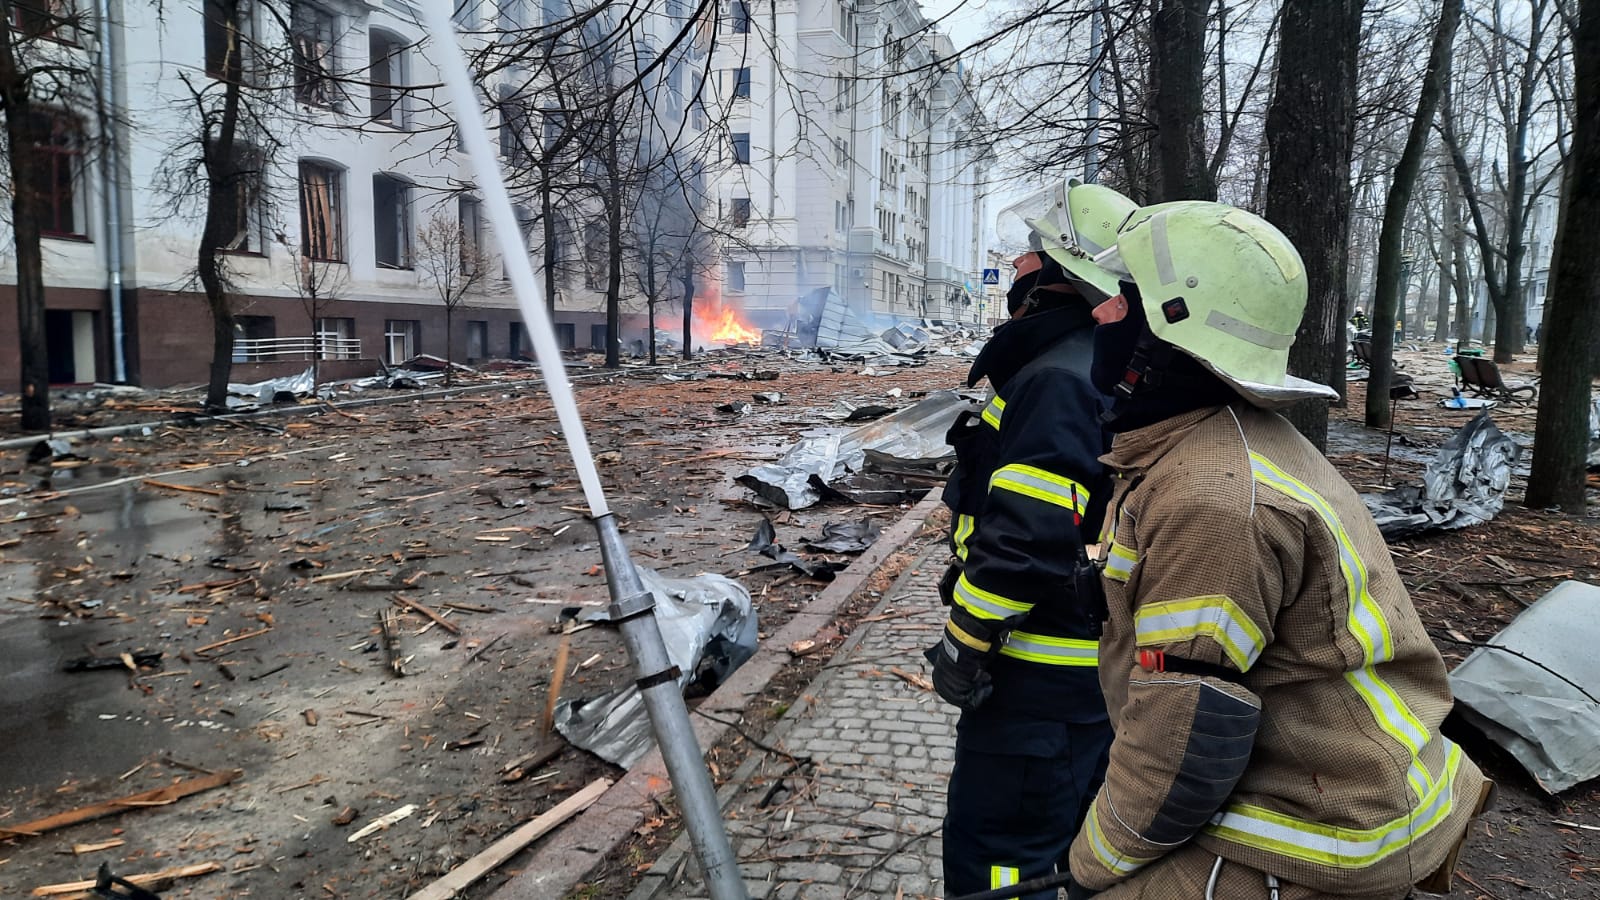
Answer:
445;307;454;387
1434;209;1452;342
1149;0;1216;201
1365;0;1461;428
1525;0;1600;512
646;254;657;366
198;0;245;413
681;267;694;361
603;123;623;370
1263;0;1366;450
541;181;558;317
1;22;51;430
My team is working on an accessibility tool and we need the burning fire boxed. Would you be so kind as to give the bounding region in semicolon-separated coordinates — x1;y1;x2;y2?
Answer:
696;302;763;345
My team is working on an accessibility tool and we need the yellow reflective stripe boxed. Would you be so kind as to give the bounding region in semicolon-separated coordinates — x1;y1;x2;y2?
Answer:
1134;595;1266;672
990;865;1019;892
953;572;1033;621
1084;800;1156;876
999;630;1098;666
981;396;1006;429
989;464;1089;515
1248;452;1433;793
1207;741;1465;869
1105;540;1137;583
953;514;976;562
947;619;992;652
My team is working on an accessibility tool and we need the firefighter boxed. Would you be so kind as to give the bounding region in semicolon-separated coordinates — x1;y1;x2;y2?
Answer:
1067;200;1491;899
927;177;1136;899
1350;307;1372;334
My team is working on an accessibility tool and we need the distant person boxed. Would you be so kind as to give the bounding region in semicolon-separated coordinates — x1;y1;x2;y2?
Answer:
1350;307;1371;333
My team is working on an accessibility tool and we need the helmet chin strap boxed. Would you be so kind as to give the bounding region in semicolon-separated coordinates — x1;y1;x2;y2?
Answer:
1101;329;1177;424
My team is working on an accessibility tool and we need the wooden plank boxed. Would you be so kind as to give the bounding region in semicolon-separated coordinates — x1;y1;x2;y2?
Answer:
193;627;272;655
406;778;611;900
31;861;222;897
141;479;224;497
0;770;240;839
393;594;462;635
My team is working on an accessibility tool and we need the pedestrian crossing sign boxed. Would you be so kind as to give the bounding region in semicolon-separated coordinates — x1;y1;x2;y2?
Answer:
982;268;1000;285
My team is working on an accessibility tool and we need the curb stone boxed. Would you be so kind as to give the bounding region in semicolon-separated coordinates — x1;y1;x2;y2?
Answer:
487;492;947;900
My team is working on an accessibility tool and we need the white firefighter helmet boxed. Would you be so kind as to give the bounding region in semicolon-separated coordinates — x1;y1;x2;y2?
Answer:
1094;200;1338;408
994;177;1137;301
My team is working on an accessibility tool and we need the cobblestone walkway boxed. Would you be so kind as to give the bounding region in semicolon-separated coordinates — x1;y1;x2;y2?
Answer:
627;553;957;900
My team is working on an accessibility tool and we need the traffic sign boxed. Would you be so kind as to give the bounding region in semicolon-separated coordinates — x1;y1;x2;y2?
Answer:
982;268;1000;285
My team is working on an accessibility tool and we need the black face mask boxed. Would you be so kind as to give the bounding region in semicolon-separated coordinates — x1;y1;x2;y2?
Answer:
1091;281;1148;396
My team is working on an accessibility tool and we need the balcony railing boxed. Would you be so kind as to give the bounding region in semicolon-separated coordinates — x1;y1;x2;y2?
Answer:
232;336;361;363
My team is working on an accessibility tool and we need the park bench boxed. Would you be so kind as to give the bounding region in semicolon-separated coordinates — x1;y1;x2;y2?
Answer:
1457;355;1537;404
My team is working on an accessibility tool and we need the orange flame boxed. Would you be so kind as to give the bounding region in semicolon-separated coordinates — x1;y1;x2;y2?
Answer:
698;303;762;345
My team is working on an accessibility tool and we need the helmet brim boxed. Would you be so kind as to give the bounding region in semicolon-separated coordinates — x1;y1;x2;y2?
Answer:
1183;351;1340;408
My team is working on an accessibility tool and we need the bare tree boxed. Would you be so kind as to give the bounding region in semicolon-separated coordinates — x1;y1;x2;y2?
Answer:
1263;0;1367;450
1525;0;1597;512
0;0;95;429
1149;0;1215;200
278;235;349;386
416;210;489;385
1365;0;1462;427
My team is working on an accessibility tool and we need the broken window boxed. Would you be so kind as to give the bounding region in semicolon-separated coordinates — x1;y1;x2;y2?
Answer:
10;0;76;42
372;173;412;269
459;197;483;276
368;28;407;125
384;319;418;364
212;140;265;253
498;85;529;163
204;0;255;80
298;160;344;262
728;0;749;34
727;261;745;292
291;3;338;108
733;66;751;98
730;197;751;227
29;110;86;239
731;132;750;165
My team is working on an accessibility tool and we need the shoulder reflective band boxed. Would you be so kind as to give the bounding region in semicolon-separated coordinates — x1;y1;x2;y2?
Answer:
989;464;1089;516
1134;595;1265;673
1000;630;1098;666
1083;799;1157;877
982;395;1006;429
953;514;976;562
953;572;1034;621
1249;451;1435;797
1207;741;1465;869
1105;540;1137;583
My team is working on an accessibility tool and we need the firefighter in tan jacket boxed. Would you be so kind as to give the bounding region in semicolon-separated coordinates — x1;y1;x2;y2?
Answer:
1068;201;1491;899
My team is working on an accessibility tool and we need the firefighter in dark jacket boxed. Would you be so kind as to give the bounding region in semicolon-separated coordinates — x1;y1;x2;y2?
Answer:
928;178;1137;899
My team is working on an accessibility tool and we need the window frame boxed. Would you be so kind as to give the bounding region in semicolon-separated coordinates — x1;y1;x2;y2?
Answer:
732;66;751;99
368;27;408;126
458;196;484;276
728;0;749;34
726;260;746;293
31;109;87;241
731;131;750;165
10;0;78;44
299;160;346;263
730;197;751;228
372;172;413;270
291;2;339;110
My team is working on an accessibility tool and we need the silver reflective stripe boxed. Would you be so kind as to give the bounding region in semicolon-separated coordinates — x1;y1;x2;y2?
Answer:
1205;309;1295;350
1000;630;1098;666
1150;210;1178;286
1134;599;1264;671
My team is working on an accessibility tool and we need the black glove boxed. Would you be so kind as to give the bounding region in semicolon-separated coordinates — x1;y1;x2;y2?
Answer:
924;607;1000;711
1065;877;1099;900
937;561;961;607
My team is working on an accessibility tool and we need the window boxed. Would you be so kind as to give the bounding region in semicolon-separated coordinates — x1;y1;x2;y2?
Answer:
727;261;746;292
730;197;751;227
291;3;337;108
459;197;483;275
372;174;411;269
466;320;489;360
299;161;344;261
214;140;265;253
583;221;606;289
733;67;751;99
11;0;75;42
510;322;532;357
498;85;528;162
690;74;705;129
541;0;563;26
540;108;565;154
369;28;407;125
554;322;575;349
30;110;85;239
231;315;276;362
385;320;419;364
205;0;254;80
315;316;355;359
452;0;479;28
731;132;750;165
500;0;527;29
834;74;848;112
728;0;749;33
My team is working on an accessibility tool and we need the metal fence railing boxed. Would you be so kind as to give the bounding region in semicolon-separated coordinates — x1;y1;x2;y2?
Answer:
232;336;362;363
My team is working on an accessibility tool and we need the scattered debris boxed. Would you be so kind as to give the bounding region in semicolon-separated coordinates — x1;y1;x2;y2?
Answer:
33;861;222;898
27;438;77;464
62;651;162;674
226;367;316;408
1362;413;1520;540
715;401;752;416
752;391;783;404
500;743;564;784
405;778;611;900
1451;580;1600;793
0;770;240;839
555;568;757;768
347;804;418;843
744;518;847;580
804;519;882;553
